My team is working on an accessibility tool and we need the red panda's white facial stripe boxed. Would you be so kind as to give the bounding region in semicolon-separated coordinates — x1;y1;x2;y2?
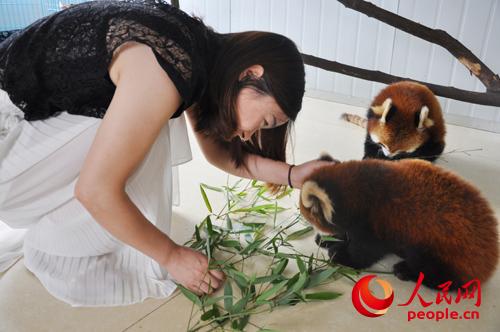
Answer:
370;133;380;143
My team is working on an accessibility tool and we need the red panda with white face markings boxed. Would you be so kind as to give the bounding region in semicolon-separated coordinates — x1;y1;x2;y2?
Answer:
342;81;446;162
299;155;499;290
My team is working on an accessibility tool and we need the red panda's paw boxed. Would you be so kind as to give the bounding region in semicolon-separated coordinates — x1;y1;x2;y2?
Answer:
315;233;328;248
315;233;343;249
393;260;419;282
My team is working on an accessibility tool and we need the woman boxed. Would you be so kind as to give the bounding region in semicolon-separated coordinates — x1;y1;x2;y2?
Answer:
0;0;333;306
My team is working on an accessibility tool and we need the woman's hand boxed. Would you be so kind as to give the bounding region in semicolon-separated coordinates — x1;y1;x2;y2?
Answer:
162;244;226;296
290;158;339;189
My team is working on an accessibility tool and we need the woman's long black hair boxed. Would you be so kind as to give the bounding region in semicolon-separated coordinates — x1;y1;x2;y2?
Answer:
192;27;306;190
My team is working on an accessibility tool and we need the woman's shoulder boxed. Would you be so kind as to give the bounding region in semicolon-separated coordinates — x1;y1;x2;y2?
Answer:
0;0;214;120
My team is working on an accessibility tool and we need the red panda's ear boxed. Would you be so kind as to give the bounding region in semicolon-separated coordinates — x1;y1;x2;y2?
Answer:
371;98;392;124
301;181;334;223
418;106;434;129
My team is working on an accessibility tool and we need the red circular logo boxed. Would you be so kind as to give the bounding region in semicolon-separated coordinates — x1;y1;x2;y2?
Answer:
352;275;394;317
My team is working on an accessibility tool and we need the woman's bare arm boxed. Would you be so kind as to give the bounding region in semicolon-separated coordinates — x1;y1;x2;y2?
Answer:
185;108;290;184
74;42;180;265
75;42;225;295
185;108;333;189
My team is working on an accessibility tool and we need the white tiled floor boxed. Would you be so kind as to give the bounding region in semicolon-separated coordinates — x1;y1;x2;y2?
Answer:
1;97;499;331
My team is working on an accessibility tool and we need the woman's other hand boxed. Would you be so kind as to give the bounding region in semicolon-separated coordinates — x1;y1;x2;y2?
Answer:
290;158;339;189
162;244;226;296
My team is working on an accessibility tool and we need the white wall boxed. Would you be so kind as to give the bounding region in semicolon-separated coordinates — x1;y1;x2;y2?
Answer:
177;0;500;132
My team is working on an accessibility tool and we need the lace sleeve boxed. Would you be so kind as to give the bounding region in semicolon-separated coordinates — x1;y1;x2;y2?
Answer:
105;17;195;109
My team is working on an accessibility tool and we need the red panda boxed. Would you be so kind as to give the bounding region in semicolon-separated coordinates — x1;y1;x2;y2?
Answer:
342;81;446;162
299;156;499;289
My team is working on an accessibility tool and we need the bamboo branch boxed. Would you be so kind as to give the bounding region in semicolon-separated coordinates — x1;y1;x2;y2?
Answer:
337;0;500;92
302;53;500;107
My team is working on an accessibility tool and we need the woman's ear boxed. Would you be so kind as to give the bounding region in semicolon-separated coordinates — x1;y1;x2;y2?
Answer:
238;64;264;81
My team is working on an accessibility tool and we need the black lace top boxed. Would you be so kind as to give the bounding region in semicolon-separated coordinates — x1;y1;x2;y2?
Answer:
0;0;215;121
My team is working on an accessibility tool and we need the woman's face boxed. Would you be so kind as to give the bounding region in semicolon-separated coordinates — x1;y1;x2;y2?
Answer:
233;87;289;141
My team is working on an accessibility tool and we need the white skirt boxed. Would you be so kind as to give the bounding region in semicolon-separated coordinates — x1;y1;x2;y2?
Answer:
0;89;192;306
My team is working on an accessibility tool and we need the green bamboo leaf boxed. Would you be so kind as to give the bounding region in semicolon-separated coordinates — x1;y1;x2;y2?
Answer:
205;216;213;236
276;273;308;306
208;260;227;268
255;280;288;303
306;267;340;289
242;221;267;228
275;252;295;259
200;308;217;321
199;185;212;213
319;235;343;242
233;204;285;214
232;292;252;314
201;183;223;192
305;291;342;301
257;185;268;197
254;274;283;284
253;204;276;209
271;258;288;276
285;226;314;241
237;315;250;330
277;292;306;307
275;187;293;199
239;239;265;255
203;295;233;307
339;266;360;278
178;285;202;307
285;272;300;289
232;207;265;214
255;300;273;307
212;305;221;321
250;284;256;296
276;292;301;306
220;239;241;249
224;281;233;312
228;270;249;289
254;227;265;241
233;178;244;189
226;215;233;230
188;240;204;250
194;225;201;241
291;272;308;293
296;256;306;274
296;292;307;303
307;254;314;273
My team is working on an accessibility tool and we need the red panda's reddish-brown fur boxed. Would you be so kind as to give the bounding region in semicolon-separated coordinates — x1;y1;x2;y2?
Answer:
362;81;446;161
300;159;499;288
370;81;446;142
